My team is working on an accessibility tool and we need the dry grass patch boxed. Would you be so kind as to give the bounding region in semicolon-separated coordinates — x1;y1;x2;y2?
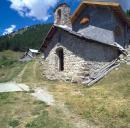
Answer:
18;58;130;128
45;64;130;128
0;50;23;60
0;92;72;128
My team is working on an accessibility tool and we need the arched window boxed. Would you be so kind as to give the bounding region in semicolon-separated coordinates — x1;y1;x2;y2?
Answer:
56;48;64;71
80;15;90;25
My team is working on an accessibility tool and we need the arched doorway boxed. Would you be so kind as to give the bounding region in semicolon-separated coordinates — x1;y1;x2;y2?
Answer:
56;48;64;71
57;9;61;23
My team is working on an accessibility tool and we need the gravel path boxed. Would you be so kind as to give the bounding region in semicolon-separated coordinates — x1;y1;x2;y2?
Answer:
31;88;54;105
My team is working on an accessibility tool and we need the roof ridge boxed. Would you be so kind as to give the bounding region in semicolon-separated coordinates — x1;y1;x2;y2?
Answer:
82;1;120;6
71;1;130;27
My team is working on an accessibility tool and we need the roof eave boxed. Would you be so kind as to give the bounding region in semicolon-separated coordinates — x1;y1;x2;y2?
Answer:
71;1;130;27
40;25;55;50
40;25;125;54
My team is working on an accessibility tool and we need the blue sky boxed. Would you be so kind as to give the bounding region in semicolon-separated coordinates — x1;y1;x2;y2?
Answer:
0;0;130;36
0;0;80;35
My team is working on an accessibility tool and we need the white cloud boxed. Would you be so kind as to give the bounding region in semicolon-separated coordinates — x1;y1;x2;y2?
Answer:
3;25;16;35
8;0;58;21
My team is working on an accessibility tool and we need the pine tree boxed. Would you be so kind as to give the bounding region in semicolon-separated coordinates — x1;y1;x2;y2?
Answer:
126;9;130;19
0;24;52;51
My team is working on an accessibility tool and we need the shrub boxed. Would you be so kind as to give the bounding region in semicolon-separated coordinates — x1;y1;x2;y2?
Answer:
8;119;20;127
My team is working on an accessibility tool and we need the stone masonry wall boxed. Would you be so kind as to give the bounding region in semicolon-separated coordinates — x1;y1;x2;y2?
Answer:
42;30;119;83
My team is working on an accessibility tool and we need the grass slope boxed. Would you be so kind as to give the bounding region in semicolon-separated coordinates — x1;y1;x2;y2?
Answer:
48;64;130;128
0;50;130;128
0;50;25;83
0;51;73;128
0;92;72;128
19;57;130;128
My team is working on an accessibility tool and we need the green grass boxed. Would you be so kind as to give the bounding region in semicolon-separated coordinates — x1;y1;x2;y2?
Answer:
0;63;25;83
25;110;72;128
8;119;20;128
0;50;23;60
0;50;26;83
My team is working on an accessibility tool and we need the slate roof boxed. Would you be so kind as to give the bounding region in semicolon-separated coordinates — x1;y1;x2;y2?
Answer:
41;24;127;55
71;1;130;27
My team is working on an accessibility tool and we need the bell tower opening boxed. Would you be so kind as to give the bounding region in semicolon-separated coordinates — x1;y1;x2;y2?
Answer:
54;3;72;28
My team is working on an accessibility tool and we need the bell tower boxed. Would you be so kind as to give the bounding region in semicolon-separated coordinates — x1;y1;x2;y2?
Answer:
54;3;72;28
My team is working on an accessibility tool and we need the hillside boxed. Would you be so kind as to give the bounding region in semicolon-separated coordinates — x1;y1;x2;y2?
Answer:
0;50;130;127
0;50;25;83
0;24;52;51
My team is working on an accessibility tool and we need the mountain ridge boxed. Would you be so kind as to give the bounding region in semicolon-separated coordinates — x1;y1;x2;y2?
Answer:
0;24;52;51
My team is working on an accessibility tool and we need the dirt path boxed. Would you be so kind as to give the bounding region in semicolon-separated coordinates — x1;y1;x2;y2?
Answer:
55;102;99;128
33;60;37;79
31;87;55;105
14;63;28;83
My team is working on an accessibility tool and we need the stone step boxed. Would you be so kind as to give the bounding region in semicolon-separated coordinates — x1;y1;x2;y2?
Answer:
77;71;89;75
78;76;90;80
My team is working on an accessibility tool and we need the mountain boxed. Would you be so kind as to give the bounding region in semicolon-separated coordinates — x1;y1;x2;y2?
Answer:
0;24;52;51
